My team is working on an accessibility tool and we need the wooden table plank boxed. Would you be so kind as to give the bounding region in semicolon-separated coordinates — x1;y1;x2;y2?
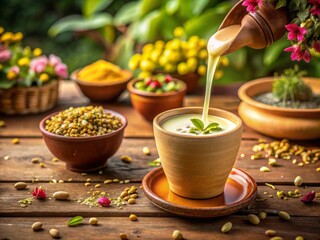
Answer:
0;216;319;240
1;138;319;184
0;182;319;217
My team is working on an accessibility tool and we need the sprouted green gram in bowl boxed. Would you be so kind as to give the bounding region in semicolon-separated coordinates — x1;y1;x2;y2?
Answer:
45;106;122;137
134;74;182;93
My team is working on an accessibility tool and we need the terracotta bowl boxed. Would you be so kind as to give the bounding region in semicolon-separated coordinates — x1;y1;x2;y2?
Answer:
39;109;127;172
170;72;201;93
238;77;320;140
71;69;133;102
127;78;187;122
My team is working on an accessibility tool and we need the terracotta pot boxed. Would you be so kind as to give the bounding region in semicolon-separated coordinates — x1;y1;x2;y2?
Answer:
170;72;201;93
0;80;59;115
238;77;320;140
71;69;132;102
153;107;243;199
39;109;127;172
127;78;187;122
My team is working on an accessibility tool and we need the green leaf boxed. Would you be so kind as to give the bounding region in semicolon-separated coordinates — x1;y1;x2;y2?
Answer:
114;35;134;69
190;118;204;131
165;0;179;15
276;0;287;9
263;37;290;66
114;1;140;26
184;3;232;39
68;216;84;226
297;8;310;22
82;0;113;17
48;13;113;37
0;80;15;89
203;122;219;132
140;0;163;18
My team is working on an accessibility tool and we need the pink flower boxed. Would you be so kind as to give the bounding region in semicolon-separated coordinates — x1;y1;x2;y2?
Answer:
165;75;172;83
0;45;11;62
285;24;307;42
242;0;263;13
313;40;320;52
32;187;47;199
49;54;61;67
284;45;312;63
301;191;315;204
9;66;20;74
98;197;111;207
309;0;320;15
54;63;68;79
30;56;48;73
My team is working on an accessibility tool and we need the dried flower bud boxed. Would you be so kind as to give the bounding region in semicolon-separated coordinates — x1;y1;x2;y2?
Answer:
32;186;47;199
98;197;111;207
301;191;315;204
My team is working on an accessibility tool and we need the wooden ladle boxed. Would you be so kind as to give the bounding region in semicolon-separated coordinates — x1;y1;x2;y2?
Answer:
219;0;290;55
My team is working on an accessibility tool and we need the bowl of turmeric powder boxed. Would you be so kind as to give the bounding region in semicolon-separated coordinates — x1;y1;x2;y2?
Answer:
71;60;133;102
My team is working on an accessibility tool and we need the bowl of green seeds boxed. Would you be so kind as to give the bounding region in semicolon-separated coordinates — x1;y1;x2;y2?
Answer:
39;106;127;172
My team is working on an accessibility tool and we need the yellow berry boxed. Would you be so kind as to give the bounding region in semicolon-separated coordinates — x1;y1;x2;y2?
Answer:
154;40;165;49
214;70;224;80
173;27;185;37
0;26;4;35
164;63;176;73
186;57;198;72
11;32;23;42
185;49;197;58
142;43;154;54
128;54;141;70
40;73;50;82
177;62;189;75
197;65;206;76
198;39;207;48
33;48;42;57
189;35;200;43
159;56;168;67
138;71;152;79
168;51;181;63
18;58;30;67
1;32;13;42
140;59;155;72
150;50;162;63
199;49;208;60
220;56;230;67
170;39;181;50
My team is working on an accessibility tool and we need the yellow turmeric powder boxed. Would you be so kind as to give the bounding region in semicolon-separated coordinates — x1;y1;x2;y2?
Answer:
77;60;131;84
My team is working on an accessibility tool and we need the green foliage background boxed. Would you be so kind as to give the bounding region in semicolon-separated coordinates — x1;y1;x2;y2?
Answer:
1;0;319;84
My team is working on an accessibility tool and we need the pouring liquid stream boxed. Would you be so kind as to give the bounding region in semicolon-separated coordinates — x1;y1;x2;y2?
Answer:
202;25;242;124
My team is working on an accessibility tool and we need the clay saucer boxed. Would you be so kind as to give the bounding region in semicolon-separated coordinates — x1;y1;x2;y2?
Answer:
142;167;257;218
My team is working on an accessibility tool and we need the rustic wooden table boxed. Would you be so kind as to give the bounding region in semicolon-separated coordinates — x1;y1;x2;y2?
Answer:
0;81;319;240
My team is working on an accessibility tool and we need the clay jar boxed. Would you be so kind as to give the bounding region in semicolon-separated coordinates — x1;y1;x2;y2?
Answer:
153;107;243;199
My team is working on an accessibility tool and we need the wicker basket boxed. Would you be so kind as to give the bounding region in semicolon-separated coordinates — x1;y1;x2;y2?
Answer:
0;80;59;115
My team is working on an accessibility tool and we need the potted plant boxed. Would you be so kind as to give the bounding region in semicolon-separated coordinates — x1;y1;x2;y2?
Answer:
127;31;229;93
238;66;320;140
0;26;68;115
127;74;187;122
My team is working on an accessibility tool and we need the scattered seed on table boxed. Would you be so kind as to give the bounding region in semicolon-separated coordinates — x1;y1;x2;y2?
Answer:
81;173;87;176
248;214;260;225
316;167;320;172
0;120;5;127
11;138;20;144
278;211;290;220
86;178;91;182
121;155;132;163
4;155;9;160
268;158;277;166
270;237;283;240
295;236;304;240
89;217;98;225
95;184;101;188
120;233;128;240
129;214;138;221
294;176;303;186
31;157;41;164
39;163;45;168
172;230;183;239
221;222;232;233
85;182;91;187
98;170;103;175
128;198;135;204
58;180;64;183
53;191;70;200
31;221;43;231
51;157;59;162
14;182;27;190
143;147;151;155
298;162;304;167
240;153;245;158
104;180;112;184
258;212;267;220
265;230;276;236
260;166;270;172
124;180;130;184
49;228;60;238
113;179;120;183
